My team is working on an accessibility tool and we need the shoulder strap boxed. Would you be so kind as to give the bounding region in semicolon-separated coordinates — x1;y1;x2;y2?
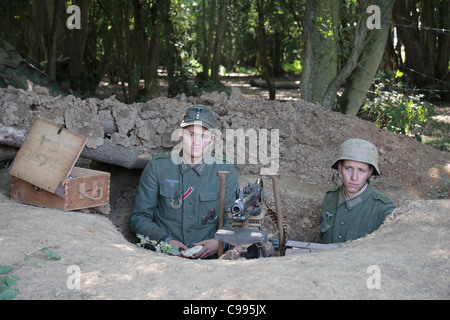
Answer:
373;192;394;204
152;152;171;160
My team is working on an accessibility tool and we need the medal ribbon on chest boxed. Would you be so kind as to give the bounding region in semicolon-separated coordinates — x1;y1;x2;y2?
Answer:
183;186;195;200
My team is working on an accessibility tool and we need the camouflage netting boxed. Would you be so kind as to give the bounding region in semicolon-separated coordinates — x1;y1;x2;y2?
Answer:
1;85;449;242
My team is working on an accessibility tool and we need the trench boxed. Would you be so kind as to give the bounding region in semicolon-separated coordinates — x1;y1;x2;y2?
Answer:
102;161;287;257
94;160;322;258
0;154;323;259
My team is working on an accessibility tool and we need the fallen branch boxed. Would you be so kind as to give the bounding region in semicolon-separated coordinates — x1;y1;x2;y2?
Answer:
250;78;300;89
0;124;153;169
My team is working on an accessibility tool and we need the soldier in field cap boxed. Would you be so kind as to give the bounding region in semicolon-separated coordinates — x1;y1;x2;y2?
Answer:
318;139;396;244
130;105;238;258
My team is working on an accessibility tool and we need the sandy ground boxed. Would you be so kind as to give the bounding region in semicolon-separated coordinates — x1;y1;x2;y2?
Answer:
0;193;448;300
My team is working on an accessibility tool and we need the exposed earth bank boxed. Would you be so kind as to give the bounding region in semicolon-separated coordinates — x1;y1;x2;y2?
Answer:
0;86;449;300
0;194;448;299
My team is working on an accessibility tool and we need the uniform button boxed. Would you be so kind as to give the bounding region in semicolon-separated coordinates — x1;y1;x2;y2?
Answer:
340;221;345;225
189;200;193;204
187;228;191;233
188;216;193;219
338;235;342;239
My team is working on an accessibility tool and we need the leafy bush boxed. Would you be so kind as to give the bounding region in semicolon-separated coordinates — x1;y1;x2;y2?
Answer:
360;72;435;141
282;60;302;74
136;234;180;256
0;265;19;300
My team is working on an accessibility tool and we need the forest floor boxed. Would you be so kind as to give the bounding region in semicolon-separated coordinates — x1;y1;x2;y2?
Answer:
0;76;449;301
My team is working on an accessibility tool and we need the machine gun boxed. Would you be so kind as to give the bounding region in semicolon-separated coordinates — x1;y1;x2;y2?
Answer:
231;178;265;223
215;174;286;259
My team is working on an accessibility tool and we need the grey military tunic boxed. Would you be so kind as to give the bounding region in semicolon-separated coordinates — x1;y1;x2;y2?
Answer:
318;182;396;244
130;152;238;248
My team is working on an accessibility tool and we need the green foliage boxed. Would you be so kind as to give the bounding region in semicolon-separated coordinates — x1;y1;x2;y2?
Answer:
136;234;180;256
0;265;19;300
40;248;61;261
0;248;61;300
431;174;449;199
282;59;302;74
360;73;435;141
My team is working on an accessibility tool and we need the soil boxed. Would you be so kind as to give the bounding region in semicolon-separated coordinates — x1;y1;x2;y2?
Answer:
0;78;449;300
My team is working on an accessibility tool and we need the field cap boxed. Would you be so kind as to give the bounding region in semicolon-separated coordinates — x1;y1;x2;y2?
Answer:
180;105;218;130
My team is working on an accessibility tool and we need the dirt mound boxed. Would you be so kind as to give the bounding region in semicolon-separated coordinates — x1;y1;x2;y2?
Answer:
0;193;448;300
1;86;448;243
0;86;449;300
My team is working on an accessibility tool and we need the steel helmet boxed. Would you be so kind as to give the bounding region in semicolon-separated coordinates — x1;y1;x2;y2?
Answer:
331;139;381;175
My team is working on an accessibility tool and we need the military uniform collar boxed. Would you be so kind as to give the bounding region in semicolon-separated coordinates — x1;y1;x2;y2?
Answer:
338;182;374;210
179;159;207;175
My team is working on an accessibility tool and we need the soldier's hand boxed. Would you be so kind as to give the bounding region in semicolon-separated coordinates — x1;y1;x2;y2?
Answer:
193;239;218;259
168;240;189;252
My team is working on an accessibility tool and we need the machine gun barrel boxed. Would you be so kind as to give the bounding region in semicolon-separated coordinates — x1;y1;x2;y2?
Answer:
231;179;264;222
231;193;256;215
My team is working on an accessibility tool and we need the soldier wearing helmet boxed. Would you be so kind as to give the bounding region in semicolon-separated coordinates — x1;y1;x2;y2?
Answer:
318;139;396;244
130;105;238;258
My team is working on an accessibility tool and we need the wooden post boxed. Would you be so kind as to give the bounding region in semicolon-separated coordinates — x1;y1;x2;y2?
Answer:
265;173;285;256
217;171;229;257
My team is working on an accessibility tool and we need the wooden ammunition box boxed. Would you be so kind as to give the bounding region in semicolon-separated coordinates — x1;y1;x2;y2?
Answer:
9;118;110;212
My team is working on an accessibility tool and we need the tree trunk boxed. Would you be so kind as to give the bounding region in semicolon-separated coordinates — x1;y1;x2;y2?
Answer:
393;0;435;88
339;0;394;116
163;0;189;96
255;0;275;100
45;0;64;80
126;0;146;103
321;8;369;110
211;0;229;83
0;125;150;169
300;0;339;105
144;1;162;99
198;0;217;81
436;0;450;100
68;0;92;91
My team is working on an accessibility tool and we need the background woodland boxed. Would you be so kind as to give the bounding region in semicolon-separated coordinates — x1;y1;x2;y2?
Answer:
0;0;449;116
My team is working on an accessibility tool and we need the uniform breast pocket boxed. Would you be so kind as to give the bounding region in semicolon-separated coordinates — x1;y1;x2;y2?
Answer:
159;187;182;222
198;191;219;226
318;220;332;233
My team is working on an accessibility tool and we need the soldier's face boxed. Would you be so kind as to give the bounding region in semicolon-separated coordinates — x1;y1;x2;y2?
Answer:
338;160;373;198
180;125;214;162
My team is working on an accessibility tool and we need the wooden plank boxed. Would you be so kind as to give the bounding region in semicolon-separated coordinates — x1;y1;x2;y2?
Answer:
285;240;343;251
285;240;344;255
286;248;326;255
11;176;66;211
9;118;87;196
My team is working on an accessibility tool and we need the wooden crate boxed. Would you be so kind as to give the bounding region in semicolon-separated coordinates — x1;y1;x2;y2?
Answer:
9;117;110;212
